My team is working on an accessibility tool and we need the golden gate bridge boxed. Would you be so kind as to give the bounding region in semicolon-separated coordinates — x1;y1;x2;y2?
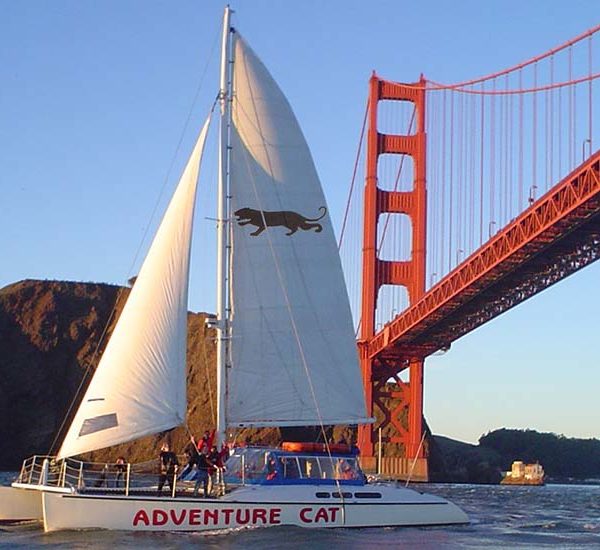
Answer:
339;23;600;479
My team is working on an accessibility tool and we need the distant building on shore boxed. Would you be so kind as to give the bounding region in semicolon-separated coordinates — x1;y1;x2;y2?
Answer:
501;461;545;485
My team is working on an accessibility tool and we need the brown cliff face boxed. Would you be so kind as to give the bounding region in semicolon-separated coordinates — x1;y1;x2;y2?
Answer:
0;280;123;467
0;280;292;469
0;279;357;469
0;280;214;467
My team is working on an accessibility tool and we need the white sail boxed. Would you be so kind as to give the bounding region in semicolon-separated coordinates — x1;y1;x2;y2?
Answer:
57;116;211;459
226;34;369;427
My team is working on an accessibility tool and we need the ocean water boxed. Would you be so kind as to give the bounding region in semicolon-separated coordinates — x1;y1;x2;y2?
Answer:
1;473;599;548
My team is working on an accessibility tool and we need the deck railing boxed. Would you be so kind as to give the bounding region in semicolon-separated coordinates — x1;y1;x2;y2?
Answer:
15;455;225;497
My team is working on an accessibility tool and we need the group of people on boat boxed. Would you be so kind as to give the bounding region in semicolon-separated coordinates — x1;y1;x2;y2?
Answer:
105;434;362;495
157;430;230;497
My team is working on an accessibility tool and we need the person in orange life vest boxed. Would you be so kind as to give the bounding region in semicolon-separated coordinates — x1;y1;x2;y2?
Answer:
198;430;211;453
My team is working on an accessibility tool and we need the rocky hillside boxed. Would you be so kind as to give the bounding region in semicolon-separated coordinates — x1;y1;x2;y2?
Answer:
0;279;347;469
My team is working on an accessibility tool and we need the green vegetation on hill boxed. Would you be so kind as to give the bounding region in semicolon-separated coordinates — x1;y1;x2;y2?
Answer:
479;428;600;480
431;428;600;483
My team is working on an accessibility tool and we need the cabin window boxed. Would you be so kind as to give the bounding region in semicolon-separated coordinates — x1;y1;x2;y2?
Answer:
315;492;330;498
317;457;336;479
242;450;269;480
354;492;382;499
297;457;321;479
333;458;361;480
222;448;272;483
280;456;302;479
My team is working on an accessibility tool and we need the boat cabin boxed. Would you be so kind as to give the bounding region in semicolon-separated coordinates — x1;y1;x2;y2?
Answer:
223;446;366;486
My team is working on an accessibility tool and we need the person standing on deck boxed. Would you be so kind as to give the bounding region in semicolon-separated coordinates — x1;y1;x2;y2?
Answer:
114;456;126;488
157;443;178;495
207;445;221;494
193;448;213;497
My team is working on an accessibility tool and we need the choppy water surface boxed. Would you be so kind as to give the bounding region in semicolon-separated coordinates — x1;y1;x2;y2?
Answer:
1;472;599;548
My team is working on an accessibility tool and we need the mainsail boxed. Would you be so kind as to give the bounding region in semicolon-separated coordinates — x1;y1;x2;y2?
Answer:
57;116;211;459
226;34;369;427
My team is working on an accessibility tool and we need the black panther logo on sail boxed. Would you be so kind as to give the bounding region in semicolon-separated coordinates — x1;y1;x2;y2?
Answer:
234;207;327;236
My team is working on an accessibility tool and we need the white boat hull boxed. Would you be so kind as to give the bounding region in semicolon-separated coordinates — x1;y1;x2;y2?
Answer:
0;485;43;522
42;484;468;532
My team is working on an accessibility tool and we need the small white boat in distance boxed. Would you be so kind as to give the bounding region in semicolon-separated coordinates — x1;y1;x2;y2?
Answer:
5;6;468;532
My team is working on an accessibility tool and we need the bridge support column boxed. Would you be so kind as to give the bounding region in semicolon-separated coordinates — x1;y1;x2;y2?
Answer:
407;359;424;458
358;74;428;477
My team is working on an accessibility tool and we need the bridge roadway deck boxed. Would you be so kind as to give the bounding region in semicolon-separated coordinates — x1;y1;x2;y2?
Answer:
367;150;600;363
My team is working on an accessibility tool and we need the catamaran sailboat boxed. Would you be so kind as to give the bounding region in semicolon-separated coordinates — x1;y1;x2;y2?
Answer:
0;7;467;531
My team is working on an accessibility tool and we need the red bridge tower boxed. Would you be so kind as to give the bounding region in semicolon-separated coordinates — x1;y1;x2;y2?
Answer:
358;74;428;476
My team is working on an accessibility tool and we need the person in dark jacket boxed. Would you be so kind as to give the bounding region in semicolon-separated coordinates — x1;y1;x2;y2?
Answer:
193;449;213;497
114;456;126;488
158;443;179;495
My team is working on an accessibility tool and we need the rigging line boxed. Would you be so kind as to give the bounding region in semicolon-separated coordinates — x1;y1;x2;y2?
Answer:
125;28;222;286
48;70;221;456
238;130;354;498
404;429;427;487
233;59;358;473
201;328;216;423
183;425;202;457
47;99;221;457
339;98;368;251
47;290;121;455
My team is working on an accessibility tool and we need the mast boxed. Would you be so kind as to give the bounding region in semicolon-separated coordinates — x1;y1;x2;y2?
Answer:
216;5;232;446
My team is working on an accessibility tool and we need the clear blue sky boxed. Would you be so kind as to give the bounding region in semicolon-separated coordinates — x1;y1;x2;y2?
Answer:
1;1;598;444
